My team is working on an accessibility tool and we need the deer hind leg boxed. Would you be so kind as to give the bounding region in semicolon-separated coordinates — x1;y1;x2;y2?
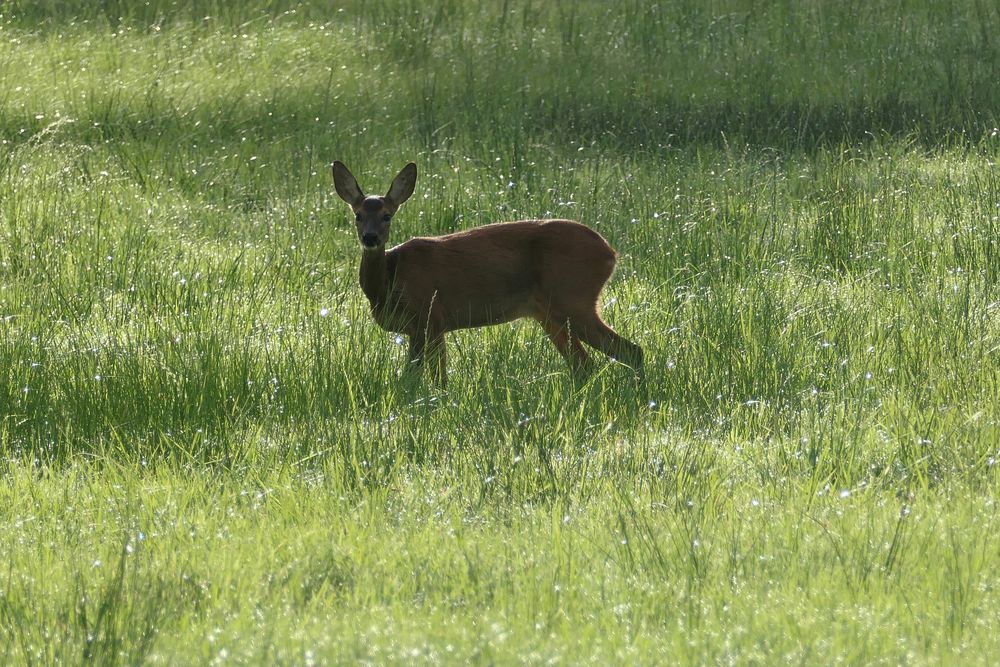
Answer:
572;312;644;380
538;315;591;374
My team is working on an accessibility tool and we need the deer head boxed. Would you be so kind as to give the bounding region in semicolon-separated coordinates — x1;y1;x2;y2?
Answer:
332;161;417;250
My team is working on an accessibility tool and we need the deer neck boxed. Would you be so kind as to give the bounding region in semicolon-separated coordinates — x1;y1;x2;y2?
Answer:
359;246;392;309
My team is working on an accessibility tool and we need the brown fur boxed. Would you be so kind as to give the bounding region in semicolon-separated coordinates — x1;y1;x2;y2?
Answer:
333;161;643;385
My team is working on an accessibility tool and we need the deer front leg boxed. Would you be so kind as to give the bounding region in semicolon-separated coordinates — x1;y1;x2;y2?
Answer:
404;330;426;381
427;332;447;387
404;329;447;387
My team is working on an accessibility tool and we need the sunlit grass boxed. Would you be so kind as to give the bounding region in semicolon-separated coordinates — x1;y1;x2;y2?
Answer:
2;0;1000;663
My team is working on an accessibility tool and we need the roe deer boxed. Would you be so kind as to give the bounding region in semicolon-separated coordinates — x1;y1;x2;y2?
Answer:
332;161;643;385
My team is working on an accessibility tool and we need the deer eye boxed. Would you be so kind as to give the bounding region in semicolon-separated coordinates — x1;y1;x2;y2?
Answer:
382;214;392;222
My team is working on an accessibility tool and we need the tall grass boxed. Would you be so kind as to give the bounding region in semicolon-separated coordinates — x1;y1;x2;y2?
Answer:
2;0;1000;663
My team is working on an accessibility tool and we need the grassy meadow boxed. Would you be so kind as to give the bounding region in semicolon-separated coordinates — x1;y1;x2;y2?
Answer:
2;0;1000;662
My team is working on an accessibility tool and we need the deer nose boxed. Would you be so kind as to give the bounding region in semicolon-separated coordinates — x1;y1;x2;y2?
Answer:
361;232;380;248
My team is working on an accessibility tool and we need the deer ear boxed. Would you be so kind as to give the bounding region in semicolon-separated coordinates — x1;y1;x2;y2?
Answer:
332;161;364;206
386;162;416;207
